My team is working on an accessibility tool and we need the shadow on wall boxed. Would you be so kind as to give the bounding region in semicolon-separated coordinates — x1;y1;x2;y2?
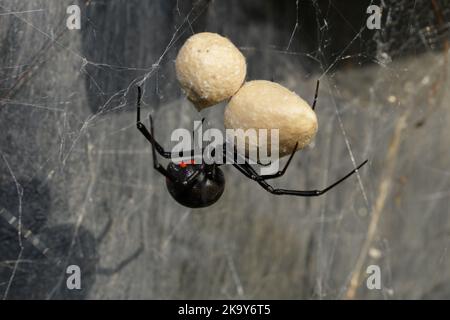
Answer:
0;178;98;299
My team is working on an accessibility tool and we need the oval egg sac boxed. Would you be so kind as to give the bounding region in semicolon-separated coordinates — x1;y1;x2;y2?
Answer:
224;80;318;158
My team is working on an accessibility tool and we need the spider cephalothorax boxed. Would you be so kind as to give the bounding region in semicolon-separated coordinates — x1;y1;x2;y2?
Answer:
136;83;367;209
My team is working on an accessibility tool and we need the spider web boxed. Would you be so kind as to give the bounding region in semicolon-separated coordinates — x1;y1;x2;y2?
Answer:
0;0;449;299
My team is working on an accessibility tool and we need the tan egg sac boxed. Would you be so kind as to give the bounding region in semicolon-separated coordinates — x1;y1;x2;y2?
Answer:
175;32;246;110
224;80;318;158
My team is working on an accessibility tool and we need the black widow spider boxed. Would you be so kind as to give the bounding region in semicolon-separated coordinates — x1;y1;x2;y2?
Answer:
136;82;368;208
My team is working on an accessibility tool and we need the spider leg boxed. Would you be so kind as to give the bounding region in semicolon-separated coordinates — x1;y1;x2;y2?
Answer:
134;88;172;178
192;118;205;137
148;116;174;179
256;159;272;166
228;142;298;179
258;142;298;180
188;117;205;160
232;163;256;179
136;86;171;158
312;80;320;110
136;86;199;162
234;159;368;197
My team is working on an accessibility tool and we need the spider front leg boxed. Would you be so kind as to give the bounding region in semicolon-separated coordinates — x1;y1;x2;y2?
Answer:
136;86;174;179
136;86;205;161
136;86;172;158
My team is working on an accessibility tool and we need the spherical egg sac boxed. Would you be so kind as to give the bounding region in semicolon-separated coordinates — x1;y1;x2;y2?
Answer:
175;32;247;110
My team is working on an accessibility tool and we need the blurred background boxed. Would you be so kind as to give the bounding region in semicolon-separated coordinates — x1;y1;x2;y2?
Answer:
0;0;449;299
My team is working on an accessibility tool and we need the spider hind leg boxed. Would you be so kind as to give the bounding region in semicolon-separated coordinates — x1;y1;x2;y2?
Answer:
234;159;368;197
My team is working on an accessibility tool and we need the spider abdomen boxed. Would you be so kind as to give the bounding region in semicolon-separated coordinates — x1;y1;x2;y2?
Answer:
165;163;225;208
